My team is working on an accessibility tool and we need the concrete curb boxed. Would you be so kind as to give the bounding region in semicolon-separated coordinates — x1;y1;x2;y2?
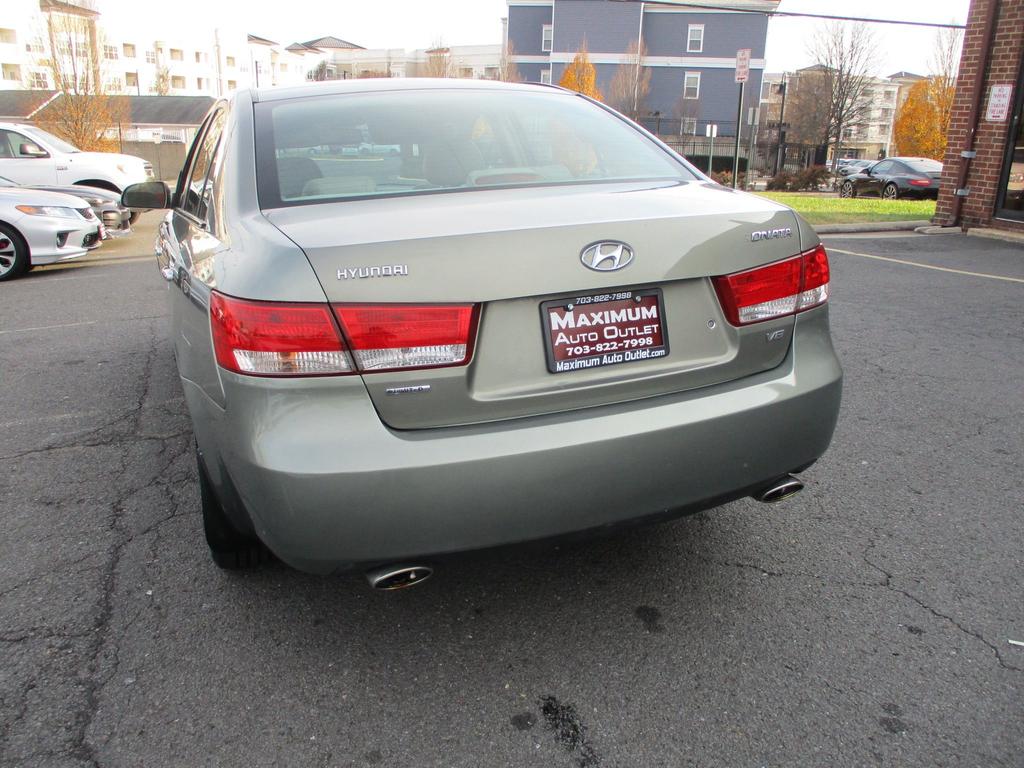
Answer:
813;220;931;235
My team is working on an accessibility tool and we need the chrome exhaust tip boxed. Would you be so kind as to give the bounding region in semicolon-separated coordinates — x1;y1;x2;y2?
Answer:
365;564;434;591
755;474;805;504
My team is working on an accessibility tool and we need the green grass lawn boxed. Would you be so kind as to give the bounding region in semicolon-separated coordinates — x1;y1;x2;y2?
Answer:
755;192;936;225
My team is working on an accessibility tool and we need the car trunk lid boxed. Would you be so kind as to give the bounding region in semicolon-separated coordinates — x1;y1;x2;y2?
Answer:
264;180;806;429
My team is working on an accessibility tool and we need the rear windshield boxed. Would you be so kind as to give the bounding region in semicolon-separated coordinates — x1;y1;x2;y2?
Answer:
903;159;942;173
254;88;695;208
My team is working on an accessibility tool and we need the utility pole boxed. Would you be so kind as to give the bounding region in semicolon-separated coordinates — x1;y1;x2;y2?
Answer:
775;73;788;175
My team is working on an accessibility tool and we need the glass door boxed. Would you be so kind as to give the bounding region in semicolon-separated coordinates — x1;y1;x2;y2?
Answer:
995;59;1024;220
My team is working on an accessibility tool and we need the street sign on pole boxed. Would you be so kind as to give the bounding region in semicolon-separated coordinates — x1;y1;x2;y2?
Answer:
735;48;751;84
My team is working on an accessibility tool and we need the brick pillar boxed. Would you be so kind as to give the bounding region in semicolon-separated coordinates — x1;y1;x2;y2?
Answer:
935;0;1024;232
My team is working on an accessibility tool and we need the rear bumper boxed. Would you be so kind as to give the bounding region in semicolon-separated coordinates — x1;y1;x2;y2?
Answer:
189;306;842;574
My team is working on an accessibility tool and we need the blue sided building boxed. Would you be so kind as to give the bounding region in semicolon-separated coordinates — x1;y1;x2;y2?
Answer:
506;0;778;137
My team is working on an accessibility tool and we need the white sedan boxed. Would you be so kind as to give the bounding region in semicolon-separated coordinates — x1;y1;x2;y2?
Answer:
0;187;101;281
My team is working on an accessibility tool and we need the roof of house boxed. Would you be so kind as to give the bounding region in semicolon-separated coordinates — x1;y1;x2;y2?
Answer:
301;36;364;50
247;34;279;46
27;94;215;126
0;90;58;120
888;71;925;80
122;95;215;125
286;42;323;53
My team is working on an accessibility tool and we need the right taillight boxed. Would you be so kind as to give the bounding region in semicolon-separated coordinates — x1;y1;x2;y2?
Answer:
712;244;830;326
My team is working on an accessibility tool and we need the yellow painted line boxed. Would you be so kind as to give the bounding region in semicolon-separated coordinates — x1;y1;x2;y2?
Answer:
828;247;1024;284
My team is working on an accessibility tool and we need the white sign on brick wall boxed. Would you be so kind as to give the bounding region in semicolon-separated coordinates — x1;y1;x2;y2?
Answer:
986;84;1013;121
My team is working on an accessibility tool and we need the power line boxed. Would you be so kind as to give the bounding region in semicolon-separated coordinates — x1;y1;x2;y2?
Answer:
609;0;967;30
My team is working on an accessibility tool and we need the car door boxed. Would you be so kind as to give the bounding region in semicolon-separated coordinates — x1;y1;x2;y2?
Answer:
861;160;893;197
160;106;229;404
0;129;57;184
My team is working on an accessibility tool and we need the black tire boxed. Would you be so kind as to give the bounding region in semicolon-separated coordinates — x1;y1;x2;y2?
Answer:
197;446;269;569
0;223;29;282
882;183;899;200
839;181;855;199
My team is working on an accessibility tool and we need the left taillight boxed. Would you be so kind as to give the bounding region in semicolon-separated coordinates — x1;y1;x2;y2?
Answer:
210;292;355;376
712;244;830;326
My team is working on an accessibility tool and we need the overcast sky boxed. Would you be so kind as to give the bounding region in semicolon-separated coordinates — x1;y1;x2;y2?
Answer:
98;0;969;76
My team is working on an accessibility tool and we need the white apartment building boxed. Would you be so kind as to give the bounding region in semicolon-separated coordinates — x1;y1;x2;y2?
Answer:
0;0;325;97
1;0;503;101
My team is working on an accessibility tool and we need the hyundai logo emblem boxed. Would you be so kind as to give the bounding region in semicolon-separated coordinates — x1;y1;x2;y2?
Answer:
580;241;634;272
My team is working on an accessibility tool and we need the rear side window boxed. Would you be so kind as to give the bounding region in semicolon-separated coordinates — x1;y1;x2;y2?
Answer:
903;159;942;173
255;89;695;208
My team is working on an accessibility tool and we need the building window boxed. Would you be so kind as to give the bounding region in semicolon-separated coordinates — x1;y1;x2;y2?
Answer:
280;62;288;72
459;66;473;78
104;45;118;60
170;48;183;61
123;43;135;58
171;75;185;89
226;55;236;67
484;66;498;79
2;63;21;81
28;71;48;89
681;117;697;135
0;28;16;44
146;50;156;64
684;71;700;99
227;79;237;90
687;24;704;53
196;77;204;89
25;38;44;54
540;68;552;85
195;51;202;63
126;72;138;87
108;77;122;91
541;24;553;53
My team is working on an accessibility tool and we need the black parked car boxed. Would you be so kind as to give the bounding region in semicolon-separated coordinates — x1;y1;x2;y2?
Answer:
839;157;942;200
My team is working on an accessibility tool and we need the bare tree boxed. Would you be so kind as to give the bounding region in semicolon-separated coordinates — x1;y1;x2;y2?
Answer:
785;68;832;147
151;65;170;95
34;7;126;152
498;40;521;83
422;39;454;78
807;22;876;171
307;60;330;81
929;25;963;140
607;40;650;120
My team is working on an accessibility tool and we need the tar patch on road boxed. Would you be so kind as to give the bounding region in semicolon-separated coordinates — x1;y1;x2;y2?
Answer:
538;695;601;767
634;605;664;633
879;703;909;734
511;711;536;731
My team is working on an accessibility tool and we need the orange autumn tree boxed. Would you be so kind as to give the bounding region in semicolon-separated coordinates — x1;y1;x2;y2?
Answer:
559;42;602;101
893;78;952;160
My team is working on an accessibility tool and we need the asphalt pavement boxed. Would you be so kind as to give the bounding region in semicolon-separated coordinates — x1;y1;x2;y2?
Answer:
1;218;1021;767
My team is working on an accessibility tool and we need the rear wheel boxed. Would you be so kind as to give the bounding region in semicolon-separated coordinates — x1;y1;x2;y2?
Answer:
0;224;29;282
197;446;269;569
839;181;855;198
882;182;899;200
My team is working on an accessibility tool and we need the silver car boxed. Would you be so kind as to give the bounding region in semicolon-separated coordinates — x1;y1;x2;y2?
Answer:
124;80;842;587
0;186;101;280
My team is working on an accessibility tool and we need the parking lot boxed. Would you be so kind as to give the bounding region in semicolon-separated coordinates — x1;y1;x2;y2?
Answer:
1;219;1021;767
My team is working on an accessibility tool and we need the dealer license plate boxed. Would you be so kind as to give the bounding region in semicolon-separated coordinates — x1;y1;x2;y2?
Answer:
541;288;669;374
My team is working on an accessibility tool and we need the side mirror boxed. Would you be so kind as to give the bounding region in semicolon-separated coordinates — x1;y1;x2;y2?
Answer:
19;143;48;158
122;181;171;210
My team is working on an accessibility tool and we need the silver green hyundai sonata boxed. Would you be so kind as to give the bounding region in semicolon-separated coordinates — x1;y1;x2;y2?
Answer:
124;79;841;587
